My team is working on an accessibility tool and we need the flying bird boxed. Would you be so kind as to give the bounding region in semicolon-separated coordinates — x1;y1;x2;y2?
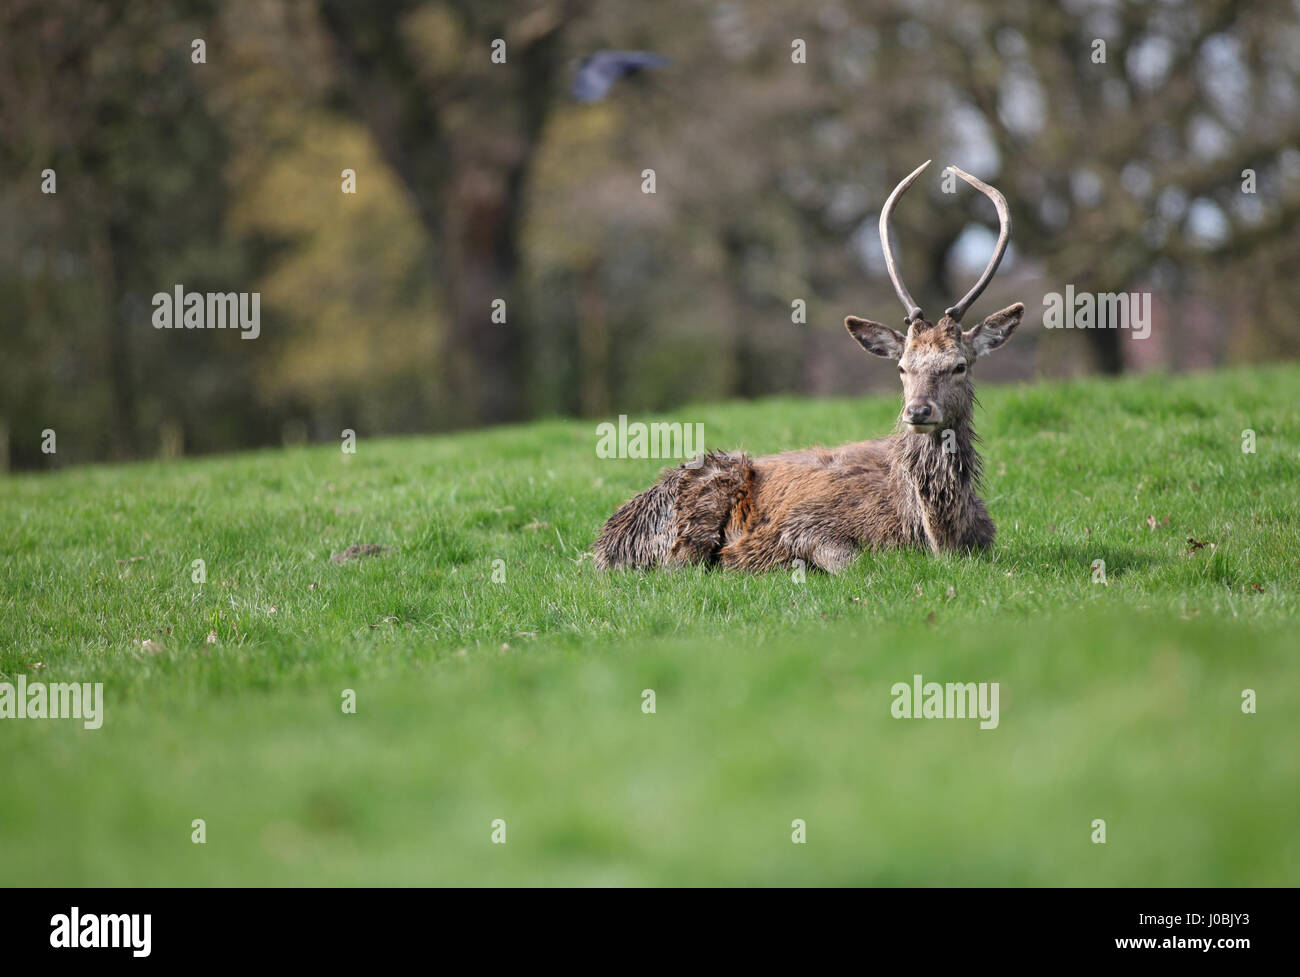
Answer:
572;50;669;103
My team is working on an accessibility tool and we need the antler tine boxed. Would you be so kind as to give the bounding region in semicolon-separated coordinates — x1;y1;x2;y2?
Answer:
944;165;1012;322
878;159;931;325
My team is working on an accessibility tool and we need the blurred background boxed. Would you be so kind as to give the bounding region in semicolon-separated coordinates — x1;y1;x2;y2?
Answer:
2;0;1299;471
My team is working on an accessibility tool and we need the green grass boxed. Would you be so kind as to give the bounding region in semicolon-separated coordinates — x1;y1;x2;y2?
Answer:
2;363;1299;885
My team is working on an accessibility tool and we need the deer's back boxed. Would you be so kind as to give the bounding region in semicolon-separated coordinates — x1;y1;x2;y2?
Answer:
719;437;914;570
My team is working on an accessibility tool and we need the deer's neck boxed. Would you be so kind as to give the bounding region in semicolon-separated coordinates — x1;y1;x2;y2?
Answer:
892;416;984;552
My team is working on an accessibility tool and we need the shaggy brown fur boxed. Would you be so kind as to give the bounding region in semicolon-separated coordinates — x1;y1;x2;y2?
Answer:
593;306;1023;573
592;450;753;569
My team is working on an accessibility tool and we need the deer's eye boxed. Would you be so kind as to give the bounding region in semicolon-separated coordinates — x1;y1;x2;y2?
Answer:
953;362;966;375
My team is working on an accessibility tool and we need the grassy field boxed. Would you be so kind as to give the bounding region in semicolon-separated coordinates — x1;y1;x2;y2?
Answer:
2;364;1298;885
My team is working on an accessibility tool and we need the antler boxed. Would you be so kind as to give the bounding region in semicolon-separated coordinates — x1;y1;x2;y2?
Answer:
943;165;1012;322
878;160;930;324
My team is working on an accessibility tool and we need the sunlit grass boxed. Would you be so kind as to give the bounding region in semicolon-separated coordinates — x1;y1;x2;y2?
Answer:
1;364;1297;884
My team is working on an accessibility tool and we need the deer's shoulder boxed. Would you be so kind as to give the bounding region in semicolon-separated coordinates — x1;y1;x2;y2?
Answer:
756;437;895;470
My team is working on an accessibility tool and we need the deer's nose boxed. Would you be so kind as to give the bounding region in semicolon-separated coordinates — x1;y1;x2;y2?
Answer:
905;403;932;423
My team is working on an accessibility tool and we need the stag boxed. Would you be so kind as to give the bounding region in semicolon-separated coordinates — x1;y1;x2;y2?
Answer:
594;161;1024;572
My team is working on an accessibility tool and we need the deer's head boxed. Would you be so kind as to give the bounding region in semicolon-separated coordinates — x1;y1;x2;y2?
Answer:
846;161;1023;434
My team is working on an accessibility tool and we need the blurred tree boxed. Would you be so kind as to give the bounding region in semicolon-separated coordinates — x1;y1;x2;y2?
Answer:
919;0;1300;372
0;0;262;466
316;0;580;426
4;0;1300;470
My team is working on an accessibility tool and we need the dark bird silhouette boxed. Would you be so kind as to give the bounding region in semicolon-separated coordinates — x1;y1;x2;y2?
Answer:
572;50;669;103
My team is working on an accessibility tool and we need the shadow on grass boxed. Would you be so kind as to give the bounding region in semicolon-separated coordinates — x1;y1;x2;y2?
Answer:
1007;540;1159;578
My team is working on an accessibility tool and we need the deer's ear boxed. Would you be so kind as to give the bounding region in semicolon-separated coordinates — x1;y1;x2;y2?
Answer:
962;302;1024;358
846;316;906;359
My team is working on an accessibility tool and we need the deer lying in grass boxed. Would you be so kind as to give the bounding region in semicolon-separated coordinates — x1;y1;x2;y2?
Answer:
594;161;1024;573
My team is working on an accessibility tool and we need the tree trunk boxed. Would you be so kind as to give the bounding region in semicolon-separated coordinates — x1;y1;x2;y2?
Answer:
441;168;525;425
576;257;609;416
89;218;136;458
1085;325;1124;374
